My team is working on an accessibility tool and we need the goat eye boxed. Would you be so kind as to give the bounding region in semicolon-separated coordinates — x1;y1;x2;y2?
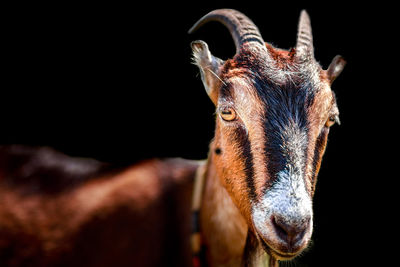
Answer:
325;115;337;127
220;107;236;121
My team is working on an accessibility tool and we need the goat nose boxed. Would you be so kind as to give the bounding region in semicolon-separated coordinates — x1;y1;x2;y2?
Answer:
271;215;310;248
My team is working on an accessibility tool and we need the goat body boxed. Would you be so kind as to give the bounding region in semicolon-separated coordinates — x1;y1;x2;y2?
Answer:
0;145;200;267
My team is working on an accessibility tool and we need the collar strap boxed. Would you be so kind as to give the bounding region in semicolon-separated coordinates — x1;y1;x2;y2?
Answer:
191;163;206;266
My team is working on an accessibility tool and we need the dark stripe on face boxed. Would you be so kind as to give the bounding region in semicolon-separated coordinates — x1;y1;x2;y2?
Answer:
310;127;329;194
224;53;319;196
231;124;257;200
255;80;314;189
219;81;257;200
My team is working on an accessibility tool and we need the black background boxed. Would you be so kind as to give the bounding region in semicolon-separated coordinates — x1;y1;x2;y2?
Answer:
2;2;396;266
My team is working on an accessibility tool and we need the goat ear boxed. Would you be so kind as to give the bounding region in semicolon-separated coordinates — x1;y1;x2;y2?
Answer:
191;40;224;105
326;55;346;83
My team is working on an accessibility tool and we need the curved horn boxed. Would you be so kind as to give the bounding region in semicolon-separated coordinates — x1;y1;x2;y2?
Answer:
189;9;266;54
296;10;314;59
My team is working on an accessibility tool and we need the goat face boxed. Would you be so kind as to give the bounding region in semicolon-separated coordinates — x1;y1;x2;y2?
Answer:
191;9;345;260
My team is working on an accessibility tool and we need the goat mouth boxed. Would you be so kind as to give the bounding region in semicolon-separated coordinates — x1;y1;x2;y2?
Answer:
258;236;299;261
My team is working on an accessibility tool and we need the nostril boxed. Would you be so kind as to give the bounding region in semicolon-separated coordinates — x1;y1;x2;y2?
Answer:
271;215;310;247
271;216;289;241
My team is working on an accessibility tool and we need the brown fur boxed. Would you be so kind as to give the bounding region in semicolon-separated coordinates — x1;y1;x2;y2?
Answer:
0;146;200;267
265;43;296;68
200;151;248;266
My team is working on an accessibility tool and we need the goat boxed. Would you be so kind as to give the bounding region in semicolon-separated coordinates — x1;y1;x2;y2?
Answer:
0;9;345;267
189;9;345;266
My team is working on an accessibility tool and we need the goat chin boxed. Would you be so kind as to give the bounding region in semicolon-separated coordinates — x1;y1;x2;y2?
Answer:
254;225;313;261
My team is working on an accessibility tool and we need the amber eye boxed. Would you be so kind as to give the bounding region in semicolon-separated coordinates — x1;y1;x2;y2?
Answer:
220;107;236;121
325;115;337;127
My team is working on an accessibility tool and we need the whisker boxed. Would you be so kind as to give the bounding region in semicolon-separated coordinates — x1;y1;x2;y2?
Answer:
206;68;227;86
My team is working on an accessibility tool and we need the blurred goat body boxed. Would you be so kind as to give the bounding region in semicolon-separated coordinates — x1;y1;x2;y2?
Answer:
0;145;200;267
